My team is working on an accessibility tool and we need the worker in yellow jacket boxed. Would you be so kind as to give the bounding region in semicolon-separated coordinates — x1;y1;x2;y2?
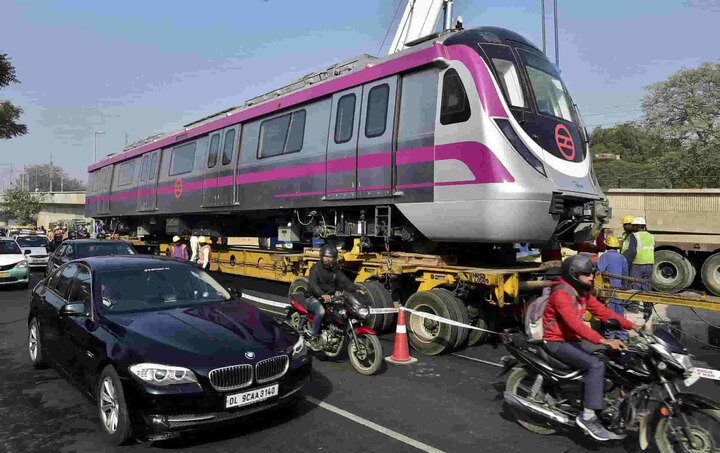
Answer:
619;215;635;254
623;217;655;319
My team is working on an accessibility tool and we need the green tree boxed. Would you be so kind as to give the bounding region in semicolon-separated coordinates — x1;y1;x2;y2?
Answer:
0;53;28;139
642;62;720;146
0;188;46;224
14;164;86;192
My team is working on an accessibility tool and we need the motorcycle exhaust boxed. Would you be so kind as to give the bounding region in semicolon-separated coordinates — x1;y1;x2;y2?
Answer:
503;391;573;426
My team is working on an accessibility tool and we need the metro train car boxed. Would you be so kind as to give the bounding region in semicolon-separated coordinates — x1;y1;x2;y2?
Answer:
86;26;608;254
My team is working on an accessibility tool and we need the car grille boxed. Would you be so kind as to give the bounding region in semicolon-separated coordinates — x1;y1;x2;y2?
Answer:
256;355;289;384
30;255;48;259
208;364;253;391
0;263;15;271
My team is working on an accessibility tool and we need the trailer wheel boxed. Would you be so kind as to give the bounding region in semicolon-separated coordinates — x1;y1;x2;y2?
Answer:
356;281;394;333
430;288;469;351
405;291;457;356
701;252;720;296
466;304;498;346
289;276;309;296
652;250;693;292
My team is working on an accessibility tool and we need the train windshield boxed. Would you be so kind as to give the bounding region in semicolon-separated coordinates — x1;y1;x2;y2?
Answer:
516;50;577;123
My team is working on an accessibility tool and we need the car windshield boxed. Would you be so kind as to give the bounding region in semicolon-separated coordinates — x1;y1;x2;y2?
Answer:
76;243;136;258
16;236;49;247
98;266;231;313
0;241;22;254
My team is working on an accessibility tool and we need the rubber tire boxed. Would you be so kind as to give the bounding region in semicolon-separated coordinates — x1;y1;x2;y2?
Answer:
701;252;720;296
467;305;498;347
28;318;47;369
356;280;394;333
348;334;383;376
289;276;309;296
97;365;133;446
652;250;693;292
505;367;557;435
653;408;720;453
404;291;458;356
430;288;470;351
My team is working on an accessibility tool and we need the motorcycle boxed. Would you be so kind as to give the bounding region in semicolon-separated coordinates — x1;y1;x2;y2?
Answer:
287;291;383;376
500;319;720;452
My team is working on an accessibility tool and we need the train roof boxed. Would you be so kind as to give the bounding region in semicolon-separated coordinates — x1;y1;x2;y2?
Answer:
90;26;537;172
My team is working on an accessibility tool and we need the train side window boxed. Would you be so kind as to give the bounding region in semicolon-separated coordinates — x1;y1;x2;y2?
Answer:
118;161;136;187
365;84;389;138
169;142;197;176
207;134;220;169
492;59;525;108
258;114;291;158
139;156;148;182
440;69;471;125
285;110;305;154
221;129;236;165
149;153;158;180
334;94;356;144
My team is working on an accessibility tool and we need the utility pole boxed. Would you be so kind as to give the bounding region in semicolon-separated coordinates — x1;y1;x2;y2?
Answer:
541;0;546;54
61;173;64;192
50;154;54;192
554;0;559;67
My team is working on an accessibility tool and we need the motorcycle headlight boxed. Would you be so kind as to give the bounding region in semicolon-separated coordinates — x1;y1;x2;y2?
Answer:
16;260;29;269
357;307;370;319
292;336;306;359
129;363;198;386
671;353;694;372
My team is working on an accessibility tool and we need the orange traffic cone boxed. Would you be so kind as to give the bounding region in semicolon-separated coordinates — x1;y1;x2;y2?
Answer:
385;308;418;365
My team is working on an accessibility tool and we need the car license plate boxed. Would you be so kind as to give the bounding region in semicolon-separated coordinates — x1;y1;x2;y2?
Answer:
225;384;279;409
695;367;720;381
0;272;9;278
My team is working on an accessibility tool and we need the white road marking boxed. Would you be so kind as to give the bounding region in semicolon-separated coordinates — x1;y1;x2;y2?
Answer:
306;396;445;453
241;292;290;309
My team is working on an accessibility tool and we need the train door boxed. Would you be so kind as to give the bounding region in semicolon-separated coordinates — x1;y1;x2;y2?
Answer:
357;76;398;198
216;126;239;206
326;86;362;200
99;166;113;214
202;131;222;207
136;154;151;211
145;150;160;210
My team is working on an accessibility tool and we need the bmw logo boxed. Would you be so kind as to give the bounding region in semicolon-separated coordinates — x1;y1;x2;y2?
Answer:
245;351;255;360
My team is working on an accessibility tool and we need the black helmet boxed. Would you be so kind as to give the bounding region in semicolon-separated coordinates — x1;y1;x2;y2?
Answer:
561;253;597;291
320;244;338;260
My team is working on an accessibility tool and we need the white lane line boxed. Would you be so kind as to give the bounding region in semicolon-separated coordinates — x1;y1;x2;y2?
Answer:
241;292;290;309
306;396;445;453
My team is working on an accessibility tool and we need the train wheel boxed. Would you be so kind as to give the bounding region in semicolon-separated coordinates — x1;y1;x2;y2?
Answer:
356;280;394;333
430;288;469;351
652;250;693;292
701;252;720;296
289;276;309;296
405;291;457;356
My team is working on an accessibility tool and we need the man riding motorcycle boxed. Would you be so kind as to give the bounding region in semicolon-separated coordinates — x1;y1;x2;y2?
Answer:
543;253;643;441
305;244;365;350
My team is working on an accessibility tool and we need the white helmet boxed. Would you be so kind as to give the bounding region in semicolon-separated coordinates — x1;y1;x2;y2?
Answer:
631;217;647;226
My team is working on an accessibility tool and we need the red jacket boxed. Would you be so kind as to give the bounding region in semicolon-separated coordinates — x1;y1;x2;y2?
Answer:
543;279;634;344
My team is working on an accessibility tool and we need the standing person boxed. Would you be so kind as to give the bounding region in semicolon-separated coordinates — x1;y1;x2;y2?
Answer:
543;253;642;441
623;217;655;320
596;236;629;339
594;228;608;253
197;236;212;270
619;216;635;254
190;234;199;263
169;235;189;260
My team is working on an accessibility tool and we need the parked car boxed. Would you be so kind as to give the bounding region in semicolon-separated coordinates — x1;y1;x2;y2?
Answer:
28;256;310;444
45;239;138;276
0;237;30;289
15;234;51;269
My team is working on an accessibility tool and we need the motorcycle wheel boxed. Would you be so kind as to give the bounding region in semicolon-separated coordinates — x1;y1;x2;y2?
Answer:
653;408;720;453
505;367;557;435
348;334;383;376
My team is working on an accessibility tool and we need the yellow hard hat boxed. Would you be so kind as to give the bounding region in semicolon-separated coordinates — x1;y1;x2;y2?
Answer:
172;235;181;242
197;236;207;244
605;236;621;248
622;215;635;225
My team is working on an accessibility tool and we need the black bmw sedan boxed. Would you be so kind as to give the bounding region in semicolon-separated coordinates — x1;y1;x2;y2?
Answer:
28;256;311;445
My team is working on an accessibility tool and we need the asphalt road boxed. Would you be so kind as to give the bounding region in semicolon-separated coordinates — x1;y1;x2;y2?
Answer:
1;271;718;453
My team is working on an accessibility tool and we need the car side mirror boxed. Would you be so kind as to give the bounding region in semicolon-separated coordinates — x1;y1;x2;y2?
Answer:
60;303;87;317
24;249;31;255
226;287;242;299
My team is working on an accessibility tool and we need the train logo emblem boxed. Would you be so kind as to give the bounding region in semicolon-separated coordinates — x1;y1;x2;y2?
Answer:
174;178;183;199
554;124;575;160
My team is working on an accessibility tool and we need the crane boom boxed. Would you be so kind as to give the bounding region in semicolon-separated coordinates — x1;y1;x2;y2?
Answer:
388;0;449;54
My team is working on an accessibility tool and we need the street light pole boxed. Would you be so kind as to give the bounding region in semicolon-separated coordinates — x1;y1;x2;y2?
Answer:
93;130;106;164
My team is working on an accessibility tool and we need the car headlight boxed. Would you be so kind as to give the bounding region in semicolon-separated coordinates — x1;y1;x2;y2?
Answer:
357;307;370;319
129;363;198;385
16;260;29;269
292;336;306;359
671;353;694;372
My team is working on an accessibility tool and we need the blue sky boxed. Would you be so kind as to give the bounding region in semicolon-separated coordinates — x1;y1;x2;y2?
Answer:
1;0;718;183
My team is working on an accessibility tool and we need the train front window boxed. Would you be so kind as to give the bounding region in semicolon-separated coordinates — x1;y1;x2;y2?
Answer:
519;50;575;122
491;58;525;108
